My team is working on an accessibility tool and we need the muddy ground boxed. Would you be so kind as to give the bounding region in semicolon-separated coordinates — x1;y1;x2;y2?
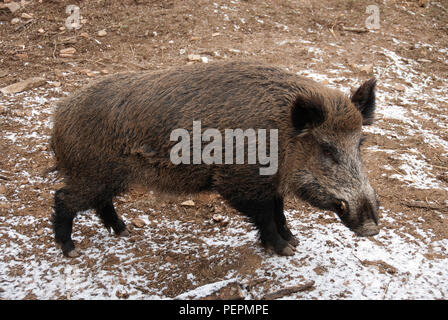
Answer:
0;0;447;299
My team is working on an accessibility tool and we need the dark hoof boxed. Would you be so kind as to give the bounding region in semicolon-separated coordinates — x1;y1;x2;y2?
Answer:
276;244;295;256
59;240;77;257
288;235;299;247
118;229;130;237
266;241;296;256
65;248;80;258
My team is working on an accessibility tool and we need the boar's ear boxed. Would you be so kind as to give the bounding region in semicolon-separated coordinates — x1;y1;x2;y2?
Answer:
351;78;376;125
291;94;326;134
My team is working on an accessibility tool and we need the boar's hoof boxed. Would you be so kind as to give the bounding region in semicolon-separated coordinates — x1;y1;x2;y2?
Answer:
66;248;80;258
118;229;130;237
278;244;295;256
270;243;295;256
288;236;299;247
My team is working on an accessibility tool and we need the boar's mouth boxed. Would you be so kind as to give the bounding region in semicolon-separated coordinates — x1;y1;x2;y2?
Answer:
296;182;379;237
332;198;379;237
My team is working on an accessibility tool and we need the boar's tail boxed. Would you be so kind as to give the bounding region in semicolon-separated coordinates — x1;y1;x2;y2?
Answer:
42;139;58;176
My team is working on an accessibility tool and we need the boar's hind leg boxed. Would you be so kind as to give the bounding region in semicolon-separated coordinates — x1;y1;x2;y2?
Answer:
52;188;85;257
225;196;296;256
274;196;299;247
52;183;127;257
95;200;128;237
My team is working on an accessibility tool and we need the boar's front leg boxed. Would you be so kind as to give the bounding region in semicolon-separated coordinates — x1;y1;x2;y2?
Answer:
95;200;129;237
226;196;296;256
274;196;299;247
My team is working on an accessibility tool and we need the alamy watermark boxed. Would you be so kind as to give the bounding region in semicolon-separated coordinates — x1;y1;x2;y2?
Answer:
170;121;278;176
65;5;81;30
365;5;380;30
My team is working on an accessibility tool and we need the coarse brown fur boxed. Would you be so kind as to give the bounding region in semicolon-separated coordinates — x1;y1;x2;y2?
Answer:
50;61;379;257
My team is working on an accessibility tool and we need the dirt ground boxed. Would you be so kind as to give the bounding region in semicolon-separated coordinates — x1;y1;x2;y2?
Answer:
0;0;447;299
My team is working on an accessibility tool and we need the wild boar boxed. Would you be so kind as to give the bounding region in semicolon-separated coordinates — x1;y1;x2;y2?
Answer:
50;61;379;257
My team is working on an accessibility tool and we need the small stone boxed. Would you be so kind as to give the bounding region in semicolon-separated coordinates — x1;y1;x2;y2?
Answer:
212;214;223;222
181;200;195;207
131;218;145;228
10;18;20;25
201;56;209;63
190;36;200;41
21;12;33;19
394;84;406;92
80;18;87;24
36;229;44;236
187;54;201;62
359;64;373;75
60;47;76;54
59;47;76;57
15;53;28;59
60;36;77;44
97;29;107;37
1;77;46;94
52;81;61;87
59;26;66;31
212;32;220;37
0;185;7;195
79;69;95;77
54;69;63;78
100;69;109;74
37;28;45;34
0;202;11;209
80;32;89;38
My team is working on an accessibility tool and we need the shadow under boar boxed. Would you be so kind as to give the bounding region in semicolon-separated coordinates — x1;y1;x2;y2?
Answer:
50;61;379;257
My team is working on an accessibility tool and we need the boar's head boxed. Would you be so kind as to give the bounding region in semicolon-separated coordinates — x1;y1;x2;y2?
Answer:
286;79;379;236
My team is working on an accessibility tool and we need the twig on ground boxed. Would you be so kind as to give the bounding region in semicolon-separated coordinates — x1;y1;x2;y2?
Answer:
342;26;369;33
261;281;315;300
383;280;392;299
126;61;151;70
401;200;447;212
14;19;33;32
52;40;57;60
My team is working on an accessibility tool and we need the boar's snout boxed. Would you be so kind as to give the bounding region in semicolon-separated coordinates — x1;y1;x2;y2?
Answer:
355;221;379;237
337;196;379;237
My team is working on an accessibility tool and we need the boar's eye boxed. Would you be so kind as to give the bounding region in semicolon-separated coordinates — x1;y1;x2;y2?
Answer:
321;143;339;164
